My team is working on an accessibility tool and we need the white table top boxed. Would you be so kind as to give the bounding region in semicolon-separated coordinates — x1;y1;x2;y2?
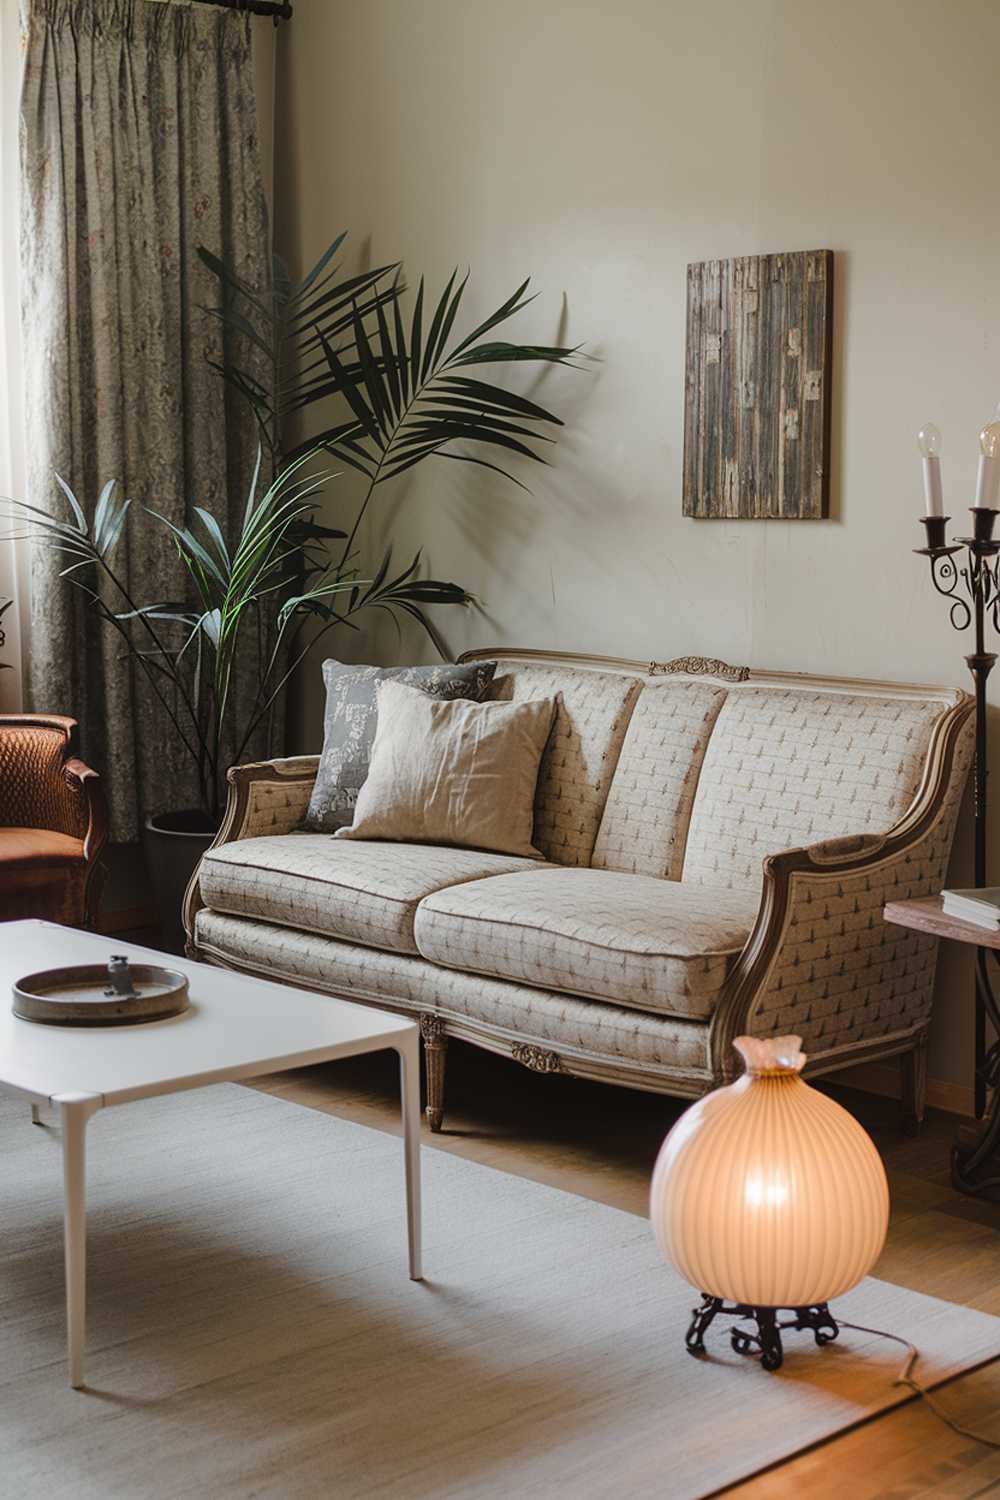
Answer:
0;921;413;1107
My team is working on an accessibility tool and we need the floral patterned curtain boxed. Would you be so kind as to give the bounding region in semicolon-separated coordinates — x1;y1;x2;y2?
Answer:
19;0;269;839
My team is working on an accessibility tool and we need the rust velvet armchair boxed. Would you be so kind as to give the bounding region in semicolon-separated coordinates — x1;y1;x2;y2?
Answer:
0;715;107;927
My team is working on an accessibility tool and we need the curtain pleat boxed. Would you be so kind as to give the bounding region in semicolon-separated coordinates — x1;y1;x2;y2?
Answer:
19;0;270;838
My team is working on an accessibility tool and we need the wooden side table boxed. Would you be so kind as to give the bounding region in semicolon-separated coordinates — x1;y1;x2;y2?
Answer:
884;894;1000;1197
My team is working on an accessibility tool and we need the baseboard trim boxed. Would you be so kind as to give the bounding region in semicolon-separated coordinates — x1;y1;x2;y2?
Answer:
835;1061;975;1118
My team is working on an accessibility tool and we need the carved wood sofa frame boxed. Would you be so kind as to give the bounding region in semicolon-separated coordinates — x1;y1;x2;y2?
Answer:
183;651;973;1134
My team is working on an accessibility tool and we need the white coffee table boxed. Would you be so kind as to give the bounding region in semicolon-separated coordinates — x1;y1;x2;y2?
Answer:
0;920;422;1388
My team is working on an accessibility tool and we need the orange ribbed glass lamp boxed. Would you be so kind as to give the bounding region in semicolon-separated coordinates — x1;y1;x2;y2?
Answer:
650;1035;889;1370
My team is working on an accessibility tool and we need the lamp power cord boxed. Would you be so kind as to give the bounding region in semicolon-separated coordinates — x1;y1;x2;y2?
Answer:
839;1319;1000;1451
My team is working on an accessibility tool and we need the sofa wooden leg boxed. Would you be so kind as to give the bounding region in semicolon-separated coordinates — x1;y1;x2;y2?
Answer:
420;1015;448;1133
900;1034;929;1137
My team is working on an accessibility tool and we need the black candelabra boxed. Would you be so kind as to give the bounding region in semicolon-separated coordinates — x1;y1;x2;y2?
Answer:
918;505;1000;1193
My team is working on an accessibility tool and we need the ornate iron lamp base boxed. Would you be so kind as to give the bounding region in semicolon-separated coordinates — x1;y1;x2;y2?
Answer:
685;1294;839;1372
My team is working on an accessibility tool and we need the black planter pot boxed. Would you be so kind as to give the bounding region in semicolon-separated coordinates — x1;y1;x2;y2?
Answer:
141;810;218;954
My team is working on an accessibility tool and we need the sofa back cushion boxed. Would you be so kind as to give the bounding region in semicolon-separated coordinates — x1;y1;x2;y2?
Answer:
488;661;641;866
681;687;944;892
592;681;728;879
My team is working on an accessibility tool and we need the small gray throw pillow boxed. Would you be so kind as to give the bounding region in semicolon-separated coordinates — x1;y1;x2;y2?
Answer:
303;659;497;832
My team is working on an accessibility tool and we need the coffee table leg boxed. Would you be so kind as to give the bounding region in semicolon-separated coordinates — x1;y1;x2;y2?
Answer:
397;1033;422;1281
55;1092;102;1389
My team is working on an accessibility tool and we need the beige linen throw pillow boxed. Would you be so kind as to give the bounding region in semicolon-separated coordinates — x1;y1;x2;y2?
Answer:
334;679;557;858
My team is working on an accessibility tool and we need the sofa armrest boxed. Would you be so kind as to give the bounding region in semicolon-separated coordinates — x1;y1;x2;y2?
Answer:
220;755;321;842
796;831;888;867
710;697;975;1078
182;755;320;949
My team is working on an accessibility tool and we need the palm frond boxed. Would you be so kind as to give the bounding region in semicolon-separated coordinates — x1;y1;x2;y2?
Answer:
314;272;577;503
197;236;402;477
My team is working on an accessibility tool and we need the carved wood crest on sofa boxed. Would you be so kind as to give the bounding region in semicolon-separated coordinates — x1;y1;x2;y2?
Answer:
183;650;973;1135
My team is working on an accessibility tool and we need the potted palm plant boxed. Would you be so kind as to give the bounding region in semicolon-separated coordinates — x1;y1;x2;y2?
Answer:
9;453;470;945
10;238;579;942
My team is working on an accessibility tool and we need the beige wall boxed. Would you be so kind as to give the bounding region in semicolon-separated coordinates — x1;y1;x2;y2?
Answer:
272;0;1000;1099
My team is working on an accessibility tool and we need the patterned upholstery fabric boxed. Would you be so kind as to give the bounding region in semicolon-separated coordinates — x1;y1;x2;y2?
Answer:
304;660;497;832
0;717;83;836
0;715;104;927
746;715;975;1059
683;688;943;893
592;681;728;878
488;661;641;866
194;909;713;1078
235;760;320;840
198;835;547;954
414;867;759;1019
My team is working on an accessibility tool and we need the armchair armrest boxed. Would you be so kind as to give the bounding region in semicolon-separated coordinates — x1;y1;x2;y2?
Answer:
182;755;320;949
63;757;108;928
710;696;976;1079
63;757;108;862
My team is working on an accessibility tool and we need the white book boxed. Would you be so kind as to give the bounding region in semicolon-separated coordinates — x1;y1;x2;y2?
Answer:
942;887;1000;929
941;898;999;923
941;905;1000;931
942;905;1000;931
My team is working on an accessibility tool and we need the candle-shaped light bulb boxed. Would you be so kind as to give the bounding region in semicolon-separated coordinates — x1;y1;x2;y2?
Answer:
917;423;942;459
976;415;1000;509
980;420;1000;459
918;423;944;515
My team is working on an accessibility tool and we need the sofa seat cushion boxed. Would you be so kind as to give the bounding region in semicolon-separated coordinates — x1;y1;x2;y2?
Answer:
413;867;759;1019
195;909;715;1079
198;835;547;955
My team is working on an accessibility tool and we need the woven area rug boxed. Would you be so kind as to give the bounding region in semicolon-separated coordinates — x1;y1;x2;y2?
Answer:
1;1083;998;1500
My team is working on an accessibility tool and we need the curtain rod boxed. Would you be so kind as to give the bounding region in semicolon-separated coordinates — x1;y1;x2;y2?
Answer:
149;0;293;19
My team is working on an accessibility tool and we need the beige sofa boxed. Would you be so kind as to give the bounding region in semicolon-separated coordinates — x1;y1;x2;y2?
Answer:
184;649;973;1133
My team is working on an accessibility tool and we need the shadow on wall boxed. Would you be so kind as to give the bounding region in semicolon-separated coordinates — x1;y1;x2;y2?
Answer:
368;293;619;662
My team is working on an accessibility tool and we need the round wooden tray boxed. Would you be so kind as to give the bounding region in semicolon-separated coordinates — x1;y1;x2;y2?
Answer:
12;962;190;1027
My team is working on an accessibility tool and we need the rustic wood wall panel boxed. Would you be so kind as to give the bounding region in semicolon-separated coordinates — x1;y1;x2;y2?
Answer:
682;249;833;519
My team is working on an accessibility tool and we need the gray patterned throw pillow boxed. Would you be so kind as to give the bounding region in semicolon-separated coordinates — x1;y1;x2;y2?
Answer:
303;659;498;832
